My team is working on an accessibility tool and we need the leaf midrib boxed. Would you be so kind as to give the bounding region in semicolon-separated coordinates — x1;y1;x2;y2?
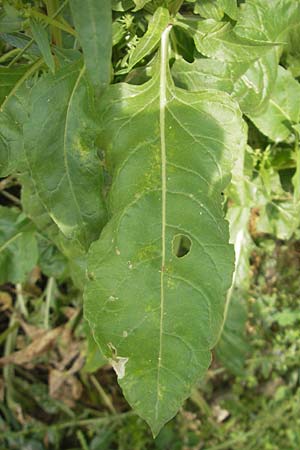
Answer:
155;24;171;420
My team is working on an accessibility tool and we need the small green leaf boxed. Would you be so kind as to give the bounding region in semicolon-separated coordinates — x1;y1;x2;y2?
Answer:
0;65;28;104
0;32;41;56
128;7;170;70
85;27;246;435
219;0;238;20
133;0;152;11
172;50;279;116
272;309;300;327
0;3;24;32
29;19;55;73
249;66;300;142
70;0;112;91
24;61;107;249
194;0;224;21
216;295;250;376
235;0;300;44
0;206;38;284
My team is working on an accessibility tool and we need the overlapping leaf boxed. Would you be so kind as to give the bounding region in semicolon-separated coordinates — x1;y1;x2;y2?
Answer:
249;66;300;142
0;206;38;284
178;18;275;63
235;0;300;44
172;57;244;94
128;7;170;70
21;176;88;288
24;60;107;249
0;62;42;177
85;27;246;435
70;0;112;91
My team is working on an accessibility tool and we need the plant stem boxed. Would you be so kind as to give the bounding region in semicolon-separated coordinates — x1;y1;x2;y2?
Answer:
0;190;21;205
1;411;134;439
16;283;28;318
90;375;117;414
45;0;62;46
44;276;55;329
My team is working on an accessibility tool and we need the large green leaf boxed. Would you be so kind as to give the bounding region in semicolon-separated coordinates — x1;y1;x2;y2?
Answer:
24;61;107;249
249;66;300;142
172;56;243;94
0;206;38;284
171;50;278;116
85;26;246;435
178;18;276;62
235;0;300;44
0;61;42;177
70;0;112;91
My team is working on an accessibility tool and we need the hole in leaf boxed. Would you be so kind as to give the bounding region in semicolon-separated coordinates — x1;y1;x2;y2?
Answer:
172;234;192;258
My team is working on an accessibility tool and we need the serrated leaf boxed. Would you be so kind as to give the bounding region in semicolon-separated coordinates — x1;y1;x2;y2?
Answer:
128;7;170;70
70;0;112;91
29;19;55;73
249;66;300;142
85;27;246;435
0;61;42;177
24;61;107;249
0;206;38;284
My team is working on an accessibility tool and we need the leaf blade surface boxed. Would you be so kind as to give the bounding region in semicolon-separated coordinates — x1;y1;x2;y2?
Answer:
85;28;246;435
24;61;107;248
70;0;112;90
